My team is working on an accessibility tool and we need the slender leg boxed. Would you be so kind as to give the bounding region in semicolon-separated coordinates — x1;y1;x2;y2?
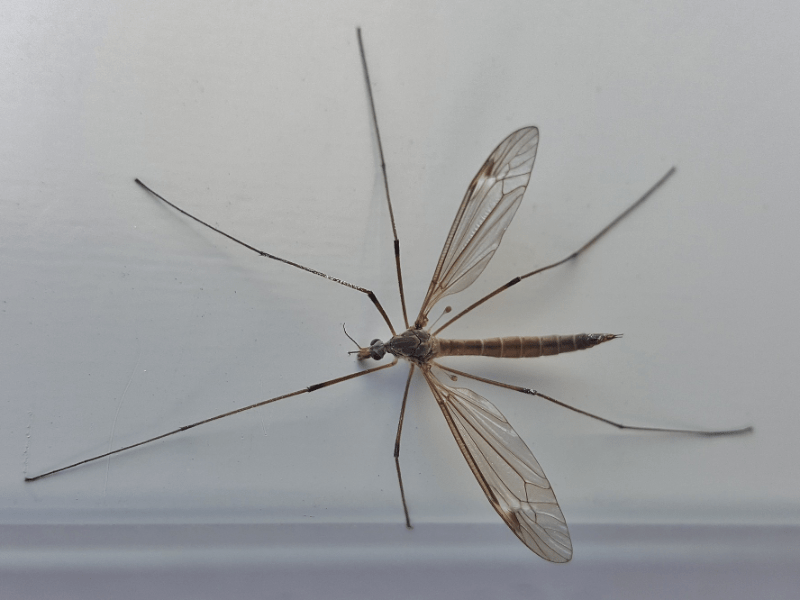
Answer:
356;28;409;329
435;363;753;436
26;359;399;482
393;365;415;528
433;168;676;335
134;178;397;336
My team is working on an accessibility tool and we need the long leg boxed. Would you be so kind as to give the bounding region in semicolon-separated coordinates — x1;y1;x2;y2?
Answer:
435;363;752;436
433;167;676;335
394;364;415;528
356;28;409;330
134;178;398;336
26;359;399;482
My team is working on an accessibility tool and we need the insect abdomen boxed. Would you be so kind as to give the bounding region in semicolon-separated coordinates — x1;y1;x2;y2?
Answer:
436;334;619;358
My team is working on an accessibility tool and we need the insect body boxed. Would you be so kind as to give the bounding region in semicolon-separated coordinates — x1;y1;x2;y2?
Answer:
26;30;752;564
365;330;618;363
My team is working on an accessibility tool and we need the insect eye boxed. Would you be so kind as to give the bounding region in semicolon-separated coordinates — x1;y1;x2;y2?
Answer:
369;339;381;346
370;347;386;360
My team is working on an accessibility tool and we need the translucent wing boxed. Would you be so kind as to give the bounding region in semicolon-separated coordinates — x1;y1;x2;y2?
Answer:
422;368;572;562
416;127;539;327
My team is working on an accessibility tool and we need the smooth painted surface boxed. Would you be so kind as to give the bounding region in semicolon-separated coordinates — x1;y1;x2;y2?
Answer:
3;0;798;585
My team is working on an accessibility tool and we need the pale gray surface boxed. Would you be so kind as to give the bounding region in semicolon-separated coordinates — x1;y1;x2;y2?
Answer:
2;0;799;594
1;523;798;600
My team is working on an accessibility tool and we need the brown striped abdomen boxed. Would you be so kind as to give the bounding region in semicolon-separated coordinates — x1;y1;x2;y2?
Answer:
435;334;619;358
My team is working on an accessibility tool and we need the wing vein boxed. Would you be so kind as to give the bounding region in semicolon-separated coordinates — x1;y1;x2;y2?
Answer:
415;127;539;327
422;368;572;562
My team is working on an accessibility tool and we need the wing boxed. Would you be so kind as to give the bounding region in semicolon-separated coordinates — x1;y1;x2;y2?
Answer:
422;368;572;562
416;127;539;327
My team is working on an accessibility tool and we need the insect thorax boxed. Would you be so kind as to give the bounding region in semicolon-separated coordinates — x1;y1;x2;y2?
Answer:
362;328;439;364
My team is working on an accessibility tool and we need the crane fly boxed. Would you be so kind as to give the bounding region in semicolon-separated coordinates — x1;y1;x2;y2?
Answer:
26;28;752;563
